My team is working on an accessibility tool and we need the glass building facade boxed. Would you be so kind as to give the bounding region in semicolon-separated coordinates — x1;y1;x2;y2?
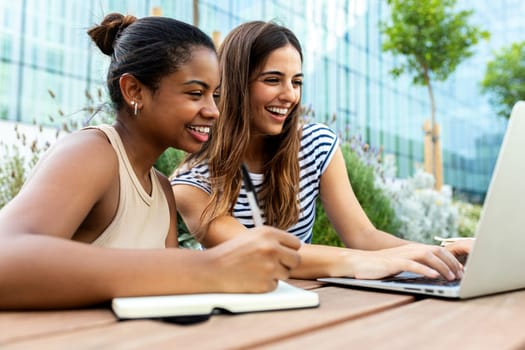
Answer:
1;0;522;201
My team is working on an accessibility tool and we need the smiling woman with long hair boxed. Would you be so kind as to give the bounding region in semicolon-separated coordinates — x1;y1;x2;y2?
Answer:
172;20;471;281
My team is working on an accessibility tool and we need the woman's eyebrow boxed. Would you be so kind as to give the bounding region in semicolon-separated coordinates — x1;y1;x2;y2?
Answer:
183;80;210;89
260;70;284;76
259;71;304;77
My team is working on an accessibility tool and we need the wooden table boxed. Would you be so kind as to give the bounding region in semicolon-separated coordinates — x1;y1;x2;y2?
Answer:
2;279;525;350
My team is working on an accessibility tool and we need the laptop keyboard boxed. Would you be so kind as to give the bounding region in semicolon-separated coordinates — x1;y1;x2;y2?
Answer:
381;276;461;287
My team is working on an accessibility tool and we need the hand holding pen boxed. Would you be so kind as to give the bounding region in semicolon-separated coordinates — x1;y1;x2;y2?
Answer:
239;163;302;279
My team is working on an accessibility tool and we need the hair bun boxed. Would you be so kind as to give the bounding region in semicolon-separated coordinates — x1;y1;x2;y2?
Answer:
87;13;137;56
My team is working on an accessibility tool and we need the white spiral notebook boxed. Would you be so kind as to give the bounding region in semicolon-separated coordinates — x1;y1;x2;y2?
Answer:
112;281;319;321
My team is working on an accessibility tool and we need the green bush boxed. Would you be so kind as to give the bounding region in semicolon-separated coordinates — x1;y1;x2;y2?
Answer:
454;200;481;237
312;144;401;246
154;147;186;177
312;200;344;246
153;148;200;248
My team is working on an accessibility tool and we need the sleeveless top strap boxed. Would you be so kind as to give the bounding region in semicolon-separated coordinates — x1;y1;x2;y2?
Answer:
85;125;169;248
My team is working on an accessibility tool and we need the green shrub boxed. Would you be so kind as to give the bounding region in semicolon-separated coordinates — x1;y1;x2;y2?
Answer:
153;148;200;248
154;147;186;177
454;200;481;237
312;200;344;246
343;145;401;234
312;144;401;246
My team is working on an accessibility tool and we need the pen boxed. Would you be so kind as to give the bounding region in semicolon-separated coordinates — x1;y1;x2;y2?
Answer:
241;163;264;227
434;236;474;246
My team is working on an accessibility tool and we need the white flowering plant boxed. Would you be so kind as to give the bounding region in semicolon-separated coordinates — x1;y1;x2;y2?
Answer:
343;138;460;243
377;166;459;243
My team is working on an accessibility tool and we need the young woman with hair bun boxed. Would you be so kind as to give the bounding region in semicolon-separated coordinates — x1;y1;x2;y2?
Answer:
0;14;300;309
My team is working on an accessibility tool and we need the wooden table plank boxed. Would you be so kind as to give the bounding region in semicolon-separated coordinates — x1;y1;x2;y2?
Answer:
0;279;318;346
0;308;116;345
257;289;525;350
2;287;413;350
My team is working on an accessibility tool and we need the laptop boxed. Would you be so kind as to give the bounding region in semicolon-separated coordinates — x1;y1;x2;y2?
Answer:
318;101;525;299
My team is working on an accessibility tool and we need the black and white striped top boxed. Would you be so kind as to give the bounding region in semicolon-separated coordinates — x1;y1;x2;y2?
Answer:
171;123;339;243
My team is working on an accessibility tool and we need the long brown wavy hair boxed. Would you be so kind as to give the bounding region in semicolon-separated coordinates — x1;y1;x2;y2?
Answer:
184;21;303;229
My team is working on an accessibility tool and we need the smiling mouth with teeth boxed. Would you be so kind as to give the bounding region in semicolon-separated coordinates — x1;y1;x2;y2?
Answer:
266;107;289;116
187;125;211;134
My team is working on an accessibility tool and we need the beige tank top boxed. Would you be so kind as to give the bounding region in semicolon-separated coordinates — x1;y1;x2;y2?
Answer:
89;125;170;248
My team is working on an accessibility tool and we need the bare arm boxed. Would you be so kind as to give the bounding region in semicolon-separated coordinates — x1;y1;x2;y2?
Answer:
0;132;301;309
173;184;374;279
317;147;465;280
197;214;455;280
174;149;466;280
319;148;408;250
0;227;300;309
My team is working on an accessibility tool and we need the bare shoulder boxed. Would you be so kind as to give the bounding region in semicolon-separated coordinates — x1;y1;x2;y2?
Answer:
51;128;116;160
0;128;120;238
29;128;118;185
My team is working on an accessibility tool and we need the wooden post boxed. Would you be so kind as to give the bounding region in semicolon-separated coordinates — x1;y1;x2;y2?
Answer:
423;120;443;190
151;7;162;16
434;123;443;190
423;120;433;177
212;31;221;48
193;0;199;26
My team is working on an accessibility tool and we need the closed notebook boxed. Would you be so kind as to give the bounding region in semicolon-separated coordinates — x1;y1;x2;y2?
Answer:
112;281;319;320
